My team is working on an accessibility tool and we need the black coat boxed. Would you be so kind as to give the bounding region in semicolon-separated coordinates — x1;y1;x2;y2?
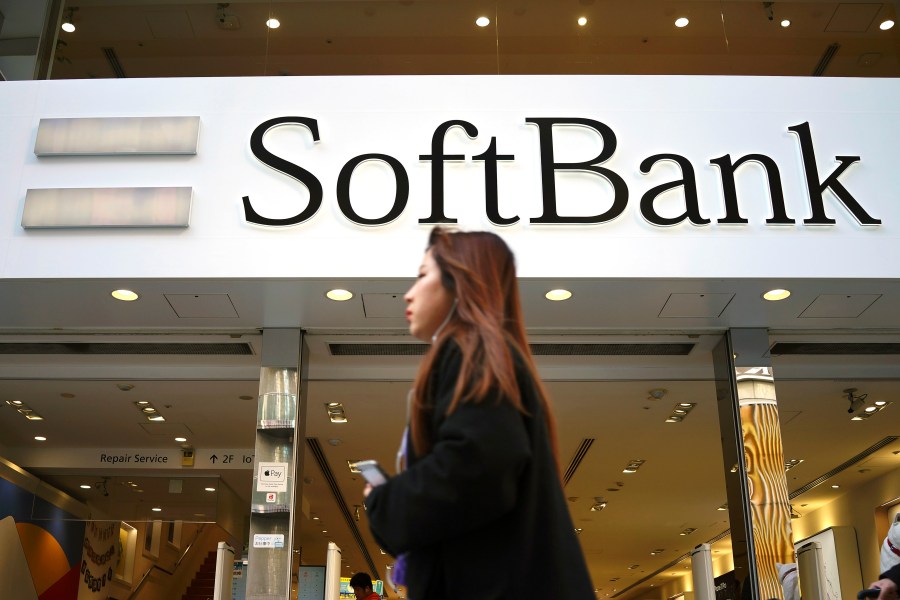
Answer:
882;561;900;585
365;341;595;600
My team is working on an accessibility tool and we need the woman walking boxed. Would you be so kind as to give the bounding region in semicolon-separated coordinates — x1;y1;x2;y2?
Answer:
364;228;595;599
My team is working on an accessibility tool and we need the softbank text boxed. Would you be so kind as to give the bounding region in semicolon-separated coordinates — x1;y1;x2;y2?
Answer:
241;117;880;228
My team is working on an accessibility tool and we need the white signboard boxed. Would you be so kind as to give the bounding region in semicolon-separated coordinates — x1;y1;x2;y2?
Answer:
15;448;254;470
195;451;255;469
256;462;288;492
252;533;284;549
1;76;898;281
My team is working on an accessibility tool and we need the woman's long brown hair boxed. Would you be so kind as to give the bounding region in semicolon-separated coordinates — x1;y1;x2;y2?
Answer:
409;228;561;471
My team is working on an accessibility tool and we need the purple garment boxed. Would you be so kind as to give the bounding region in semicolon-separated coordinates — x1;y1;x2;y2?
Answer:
392;552;408;586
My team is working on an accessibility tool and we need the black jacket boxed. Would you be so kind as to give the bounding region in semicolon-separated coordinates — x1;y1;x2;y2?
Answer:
882;561;900;585
365;341;595;600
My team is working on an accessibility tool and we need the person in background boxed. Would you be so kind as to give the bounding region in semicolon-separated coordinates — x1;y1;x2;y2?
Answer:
869;562;900;600
349;572;380;600
363;228;595;599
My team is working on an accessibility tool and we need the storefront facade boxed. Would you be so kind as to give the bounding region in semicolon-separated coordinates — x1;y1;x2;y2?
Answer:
1;2;900;599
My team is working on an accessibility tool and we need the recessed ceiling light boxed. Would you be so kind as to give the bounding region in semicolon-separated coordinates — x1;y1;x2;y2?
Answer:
111;289;139;301
781;19;791;27
880;19;895;30
34;436;47;441
151;507;162;512
545;289;573;301
148;415;166;421
832;484;840;488
61;8;77;33
10;400;23;406
577;16;588;26
475;16;491;27
675;17;689;28
326;289;353;301
142;407;157;413
80;484;91;489
175;437;187;442
25;414;44;421
763;288;791;301
266;18;280;29
205;487;216;492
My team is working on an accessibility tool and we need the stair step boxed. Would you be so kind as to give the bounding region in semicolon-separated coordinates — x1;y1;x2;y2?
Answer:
180;549;223;600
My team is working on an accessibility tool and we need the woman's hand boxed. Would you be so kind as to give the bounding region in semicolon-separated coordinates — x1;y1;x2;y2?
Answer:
363;483;373;498
869;578;898;600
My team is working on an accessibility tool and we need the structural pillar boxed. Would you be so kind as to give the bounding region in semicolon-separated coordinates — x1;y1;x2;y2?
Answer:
245;329;309;600
713;329;795;600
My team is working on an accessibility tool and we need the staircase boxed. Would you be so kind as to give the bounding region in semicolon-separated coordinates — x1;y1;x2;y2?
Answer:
182;550;218;600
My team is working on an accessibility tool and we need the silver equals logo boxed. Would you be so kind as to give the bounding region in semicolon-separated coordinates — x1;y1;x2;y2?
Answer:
23;116;199;228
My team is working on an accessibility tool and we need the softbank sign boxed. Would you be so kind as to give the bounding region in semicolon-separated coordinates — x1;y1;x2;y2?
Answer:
15;76;898;250
9;76;898;279
243;116;881;229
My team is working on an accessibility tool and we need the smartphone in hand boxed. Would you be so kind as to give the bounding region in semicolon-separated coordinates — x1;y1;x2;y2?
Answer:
351;460;390;487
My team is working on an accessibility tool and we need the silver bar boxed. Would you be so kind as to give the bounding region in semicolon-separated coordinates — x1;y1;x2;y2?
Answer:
34;116;200;155
22;187;192;228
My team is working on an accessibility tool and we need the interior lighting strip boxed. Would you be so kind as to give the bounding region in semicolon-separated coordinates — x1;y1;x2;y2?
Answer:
665;402;696;423
5;399;43;421
851;401;893;421
623;459;646;474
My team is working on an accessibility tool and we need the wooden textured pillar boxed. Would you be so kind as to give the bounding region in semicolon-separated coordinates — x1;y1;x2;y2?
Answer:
714;329;795;600
736;368;795;599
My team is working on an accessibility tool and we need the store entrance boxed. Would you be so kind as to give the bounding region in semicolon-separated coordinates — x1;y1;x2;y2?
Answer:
1;330;898;599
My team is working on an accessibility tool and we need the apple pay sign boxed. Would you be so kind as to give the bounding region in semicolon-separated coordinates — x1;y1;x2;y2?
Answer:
257;462;289;492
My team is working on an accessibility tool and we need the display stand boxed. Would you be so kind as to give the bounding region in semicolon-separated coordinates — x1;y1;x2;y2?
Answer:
324;543;342;600
797;541;827;600
213;542;235;600
690;542;715;600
